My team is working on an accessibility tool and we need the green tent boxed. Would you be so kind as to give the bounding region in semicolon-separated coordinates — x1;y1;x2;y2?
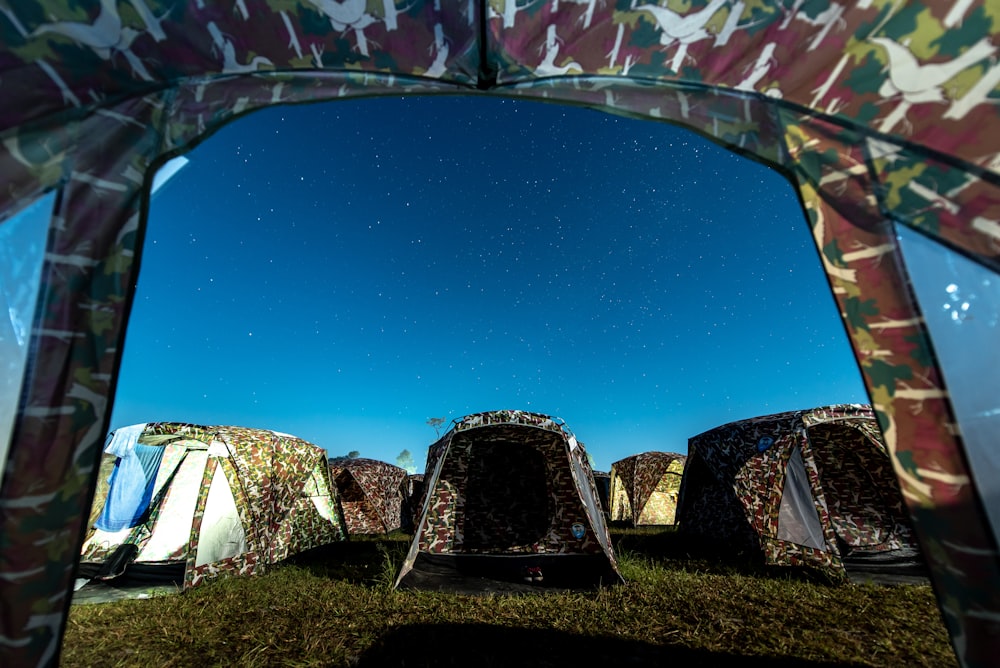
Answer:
76;423;346;600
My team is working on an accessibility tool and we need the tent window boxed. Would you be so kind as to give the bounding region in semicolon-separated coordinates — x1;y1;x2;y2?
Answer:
305;469;337;523
896;224;1000;547
336;471;384;533
336;472;365;503
463;441;550;551
0;191;53;481
776;447;827;551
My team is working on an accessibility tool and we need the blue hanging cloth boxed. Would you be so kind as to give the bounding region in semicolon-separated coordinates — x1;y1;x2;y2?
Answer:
95;424;165;532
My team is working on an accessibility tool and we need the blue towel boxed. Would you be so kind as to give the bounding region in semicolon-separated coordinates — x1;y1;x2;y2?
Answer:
104;423;145;460
96;425;165;532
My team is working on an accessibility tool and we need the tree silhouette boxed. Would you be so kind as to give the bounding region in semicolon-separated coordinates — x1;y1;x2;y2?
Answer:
426;417;446;437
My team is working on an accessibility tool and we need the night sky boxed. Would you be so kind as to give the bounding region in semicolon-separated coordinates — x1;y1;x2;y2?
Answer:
108;95;869;472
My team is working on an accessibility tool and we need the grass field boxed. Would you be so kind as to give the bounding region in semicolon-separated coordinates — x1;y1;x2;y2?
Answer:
63;529;957;667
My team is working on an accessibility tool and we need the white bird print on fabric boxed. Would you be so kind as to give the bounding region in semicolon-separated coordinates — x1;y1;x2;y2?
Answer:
424;23;449;79
735;42;777;93
206;22;274;73
30;0;156;80
535;24;582;76
871;36;996;134
307;0;379;56
635;0;728;72
127;0;169;42
308;0;368;28
551;0;604;30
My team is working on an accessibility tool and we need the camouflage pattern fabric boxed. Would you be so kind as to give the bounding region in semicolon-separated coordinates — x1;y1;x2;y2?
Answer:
78;423;346;591
609;452;687;526
329;458;408;534
808;424;914;554
677;405;919;577
0;2;998;665
397;410;620;584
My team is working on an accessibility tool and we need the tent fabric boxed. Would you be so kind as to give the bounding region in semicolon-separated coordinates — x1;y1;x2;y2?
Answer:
329;458;408;535
676;404;919;575
395;409;622;591
0;2;998;665
79;423;346;592
609;452;687;526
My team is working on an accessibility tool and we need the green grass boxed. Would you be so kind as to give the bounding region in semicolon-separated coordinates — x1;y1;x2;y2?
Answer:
62;530;956;667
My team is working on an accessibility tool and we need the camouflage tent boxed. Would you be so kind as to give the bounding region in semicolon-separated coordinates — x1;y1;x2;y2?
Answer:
77;423;346;595
1;1;999;664
329;458;408;534
676;405;920;578
395;410;623;592
609;452;687;526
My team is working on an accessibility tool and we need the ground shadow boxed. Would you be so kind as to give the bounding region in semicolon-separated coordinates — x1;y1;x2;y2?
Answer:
611;527;848;585
354;623;868;667
286;535;409;584
613;527;929;586
289;527;923;589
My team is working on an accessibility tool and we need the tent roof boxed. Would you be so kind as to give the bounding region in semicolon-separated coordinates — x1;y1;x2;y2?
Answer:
330;457;407;475
446;409;573;438
611;452;687;471
690;404;878;445
112;421;325;451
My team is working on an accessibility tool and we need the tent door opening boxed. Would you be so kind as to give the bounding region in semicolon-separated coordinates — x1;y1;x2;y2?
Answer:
336;471;383;532
462;441;550;551
809;425;903;557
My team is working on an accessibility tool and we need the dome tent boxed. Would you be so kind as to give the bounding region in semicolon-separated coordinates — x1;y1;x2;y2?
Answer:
609;452;687;526
76;423;346;599
676;404;922;579
0;2;997;665
328;457;408;535
394;409;622;593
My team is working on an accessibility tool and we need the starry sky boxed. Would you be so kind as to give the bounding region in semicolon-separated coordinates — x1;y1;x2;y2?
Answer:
108;95;870;473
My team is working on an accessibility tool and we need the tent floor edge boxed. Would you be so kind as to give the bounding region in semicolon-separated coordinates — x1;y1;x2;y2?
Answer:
396;552;623;594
